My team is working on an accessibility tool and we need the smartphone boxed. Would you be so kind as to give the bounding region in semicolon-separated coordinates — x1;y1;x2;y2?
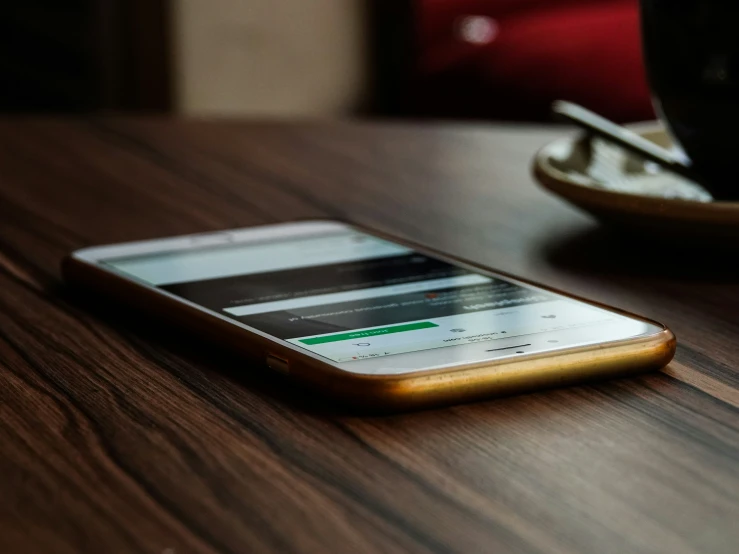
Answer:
63;220;675;410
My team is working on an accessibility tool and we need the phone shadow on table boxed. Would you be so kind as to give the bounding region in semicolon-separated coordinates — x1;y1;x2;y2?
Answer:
60;287;357;417
541;225;739;282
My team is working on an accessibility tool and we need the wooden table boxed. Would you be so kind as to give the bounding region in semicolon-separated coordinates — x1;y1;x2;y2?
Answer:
1;119;737;554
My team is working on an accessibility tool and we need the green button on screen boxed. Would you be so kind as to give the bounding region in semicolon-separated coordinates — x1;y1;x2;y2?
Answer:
299;321;439;345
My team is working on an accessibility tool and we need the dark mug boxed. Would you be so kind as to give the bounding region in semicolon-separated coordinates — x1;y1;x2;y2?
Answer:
641;0;739;199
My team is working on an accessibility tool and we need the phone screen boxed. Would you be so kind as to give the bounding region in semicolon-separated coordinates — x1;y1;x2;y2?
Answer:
102;228;642;363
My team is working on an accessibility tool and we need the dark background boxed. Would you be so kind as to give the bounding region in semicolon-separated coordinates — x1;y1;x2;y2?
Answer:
1;1;171;112
1;0;653;121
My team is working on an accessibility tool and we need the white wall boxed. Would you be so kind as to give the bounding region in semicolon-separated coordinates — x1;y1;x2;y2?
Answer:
174;0;368;117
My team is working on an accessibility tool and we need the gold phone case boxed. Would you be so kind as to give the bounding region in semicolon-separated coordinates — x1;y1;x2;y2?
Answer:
62;222;676;411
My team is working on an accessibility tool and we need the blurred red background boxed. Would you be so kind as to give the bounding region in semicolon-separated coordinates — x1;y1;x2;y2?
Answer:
2;0;654;122
408;0;654;122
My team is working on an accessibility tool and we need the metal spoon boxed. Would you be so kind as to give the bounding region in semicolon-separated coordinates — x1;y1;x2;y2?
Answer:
552;100;702;184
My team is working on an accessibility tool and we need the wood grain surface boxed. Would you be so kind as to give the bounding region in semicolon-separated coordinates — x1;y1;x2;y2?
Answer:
0;119;737;554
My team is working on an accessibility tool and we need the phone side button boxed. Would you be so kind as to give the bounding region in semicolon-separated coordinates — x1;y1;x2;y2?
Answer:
265;354;289;375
